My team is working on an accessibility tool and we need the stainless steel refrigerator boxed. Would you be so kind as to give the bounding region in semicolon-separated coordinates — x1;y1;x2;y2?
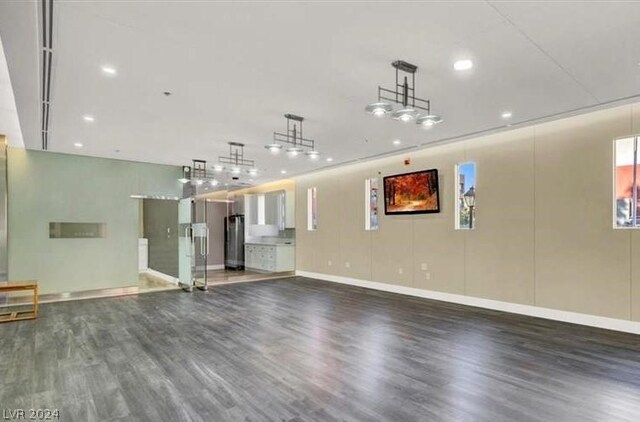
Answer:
224;214;244;270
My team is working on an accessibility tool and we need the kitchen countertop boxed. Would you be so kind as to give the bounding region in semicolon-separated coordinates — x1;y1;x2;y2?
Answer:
245;242;295;246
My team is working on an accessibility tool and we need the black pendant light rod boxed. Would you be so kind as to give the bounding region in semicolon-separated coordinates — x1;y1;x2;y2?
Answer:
376;60;431;113
218;142;255;167
273;114;316;150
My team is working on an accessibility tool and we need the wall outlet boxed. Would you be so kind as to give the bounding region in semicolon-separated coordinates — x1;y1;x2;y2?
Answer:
425;272;431;280
328;260;332;267
421;263;428;271
398;268;403;275
345;261;351;268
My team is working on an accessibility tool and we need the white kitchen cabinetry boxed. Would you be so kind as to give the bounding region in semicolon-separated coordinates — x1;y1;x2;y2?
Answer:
245;243;294;272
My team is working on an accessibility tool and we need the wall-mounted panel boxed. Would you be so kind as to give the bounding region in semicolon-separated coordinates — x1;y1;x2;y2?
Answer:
410;144;465;294
465;129;535;305
534;107;631;319
630;103;640;321
338;168;373;281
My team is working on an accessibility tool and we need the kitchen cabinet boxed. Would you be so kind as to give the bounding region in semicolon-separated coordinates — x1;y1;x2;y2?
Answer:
264;191;281;227
245;243;295;272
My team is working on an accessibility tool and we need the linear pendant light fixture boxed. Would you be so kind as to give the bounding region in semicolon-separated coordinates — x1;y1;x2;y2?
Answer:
179;142;258;185
265;114;321;160
365;60;443;128
179;159;220;186
217;142;258;176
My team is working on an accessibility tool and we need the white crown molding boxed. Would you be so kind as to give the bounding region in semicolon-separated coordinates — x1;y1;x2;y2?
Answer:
296;270;640;335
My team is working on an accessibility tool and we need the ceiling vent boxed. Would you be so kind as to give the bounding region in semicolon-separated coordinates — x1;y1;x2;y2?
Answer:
40;0;55;150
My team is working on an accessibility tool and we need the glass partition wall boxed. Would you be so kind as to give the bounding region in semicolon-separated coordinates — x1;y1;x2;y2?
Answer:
181;182;296;287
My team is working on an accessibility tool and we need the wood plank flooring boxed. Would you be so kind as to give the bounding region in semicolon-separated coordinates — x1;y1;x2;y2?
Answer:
1;276;639;421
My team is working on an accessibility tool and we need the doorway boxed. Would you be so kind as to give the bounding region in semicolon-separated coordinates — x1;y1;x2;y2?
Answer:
138;198;180;293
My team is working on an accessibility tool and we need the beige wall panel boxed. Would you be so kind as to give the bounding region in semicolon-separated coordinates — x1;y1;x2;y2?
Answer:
295;104;640;322
465;129;536;304
534;107;631;319
338;168;373;280
409;144;466;294
371;160;416;287
631;103;640;321
295;178;315;271
631;232;640;321
312;177;342;274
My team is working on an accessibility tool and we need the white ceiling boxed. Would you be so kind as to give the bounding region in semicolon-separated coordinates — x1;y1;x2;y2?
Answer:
1;1;640;183
0;33;23;147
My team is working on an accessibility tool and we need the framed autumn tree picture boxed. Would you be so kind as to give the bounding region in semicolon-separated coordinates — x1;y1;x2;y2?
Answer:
383;169;440;215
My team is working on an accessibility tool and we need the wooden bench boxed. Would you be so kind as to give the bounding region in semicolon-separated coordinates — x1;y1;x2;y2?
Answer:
0;281;38;323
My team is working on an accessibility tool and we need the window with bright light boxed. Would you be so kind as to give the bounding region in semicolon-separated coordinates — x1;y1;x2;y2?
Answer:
257;194;266;225
614;136;640;228
307;187;317;231
365;178;379;231
455;162;476;230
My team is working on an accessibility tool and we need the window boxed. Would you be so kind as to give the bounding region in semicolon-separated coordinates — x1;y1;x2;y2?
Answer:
614;136;640;228
365;178;379;230
257;194;266;225
455;162;476;230
307;187;317;231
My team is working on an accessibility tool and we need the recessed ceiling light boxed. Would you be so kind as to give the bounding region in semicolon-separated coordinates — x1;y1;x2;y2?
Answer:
280;170;287;174
101;66;117;76
501;111;513;119
83;115;95;122
454;59;473;71
393;139;402;146
73;142;83;148
326;157;333;162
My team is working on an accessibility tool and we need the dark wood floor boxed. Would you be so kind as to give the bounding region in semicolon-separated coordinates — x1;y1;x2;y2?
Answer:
1;277;640;422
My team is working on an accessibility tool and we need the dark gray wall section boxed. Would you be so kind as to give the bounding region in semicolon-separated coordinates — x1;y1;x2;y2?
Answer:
143;199;179;277
194;201;227;268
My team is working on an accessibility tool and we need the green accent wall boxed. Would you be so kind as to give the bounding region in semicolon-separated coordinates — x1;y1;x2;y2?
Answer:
7;148;182;294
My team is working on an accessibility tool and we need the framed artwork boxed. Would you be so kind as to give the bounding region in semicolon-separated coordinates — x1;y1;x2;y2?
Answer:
383;169;440;215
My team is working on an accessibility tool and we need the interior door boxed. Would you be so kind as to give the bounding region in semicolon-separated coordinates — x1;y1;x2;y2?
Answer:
178;198;194;291
193;199;209;290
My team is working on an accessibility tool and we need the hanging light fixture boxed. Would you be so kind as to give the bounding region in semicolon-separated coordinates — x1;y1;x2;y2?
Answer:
179;142;258;187
217;142;256;173
416;114;443;127
305;150;321;160
364;102;393;117
266;114;320;160
178;166;191;184
365;60;442;128
265;142;283;154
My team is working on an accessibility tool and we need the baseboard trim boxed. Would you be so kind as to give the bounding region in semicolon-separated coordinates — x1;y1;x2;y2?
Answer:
296;270;640;335
193;264;225;271
143;269;179;284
